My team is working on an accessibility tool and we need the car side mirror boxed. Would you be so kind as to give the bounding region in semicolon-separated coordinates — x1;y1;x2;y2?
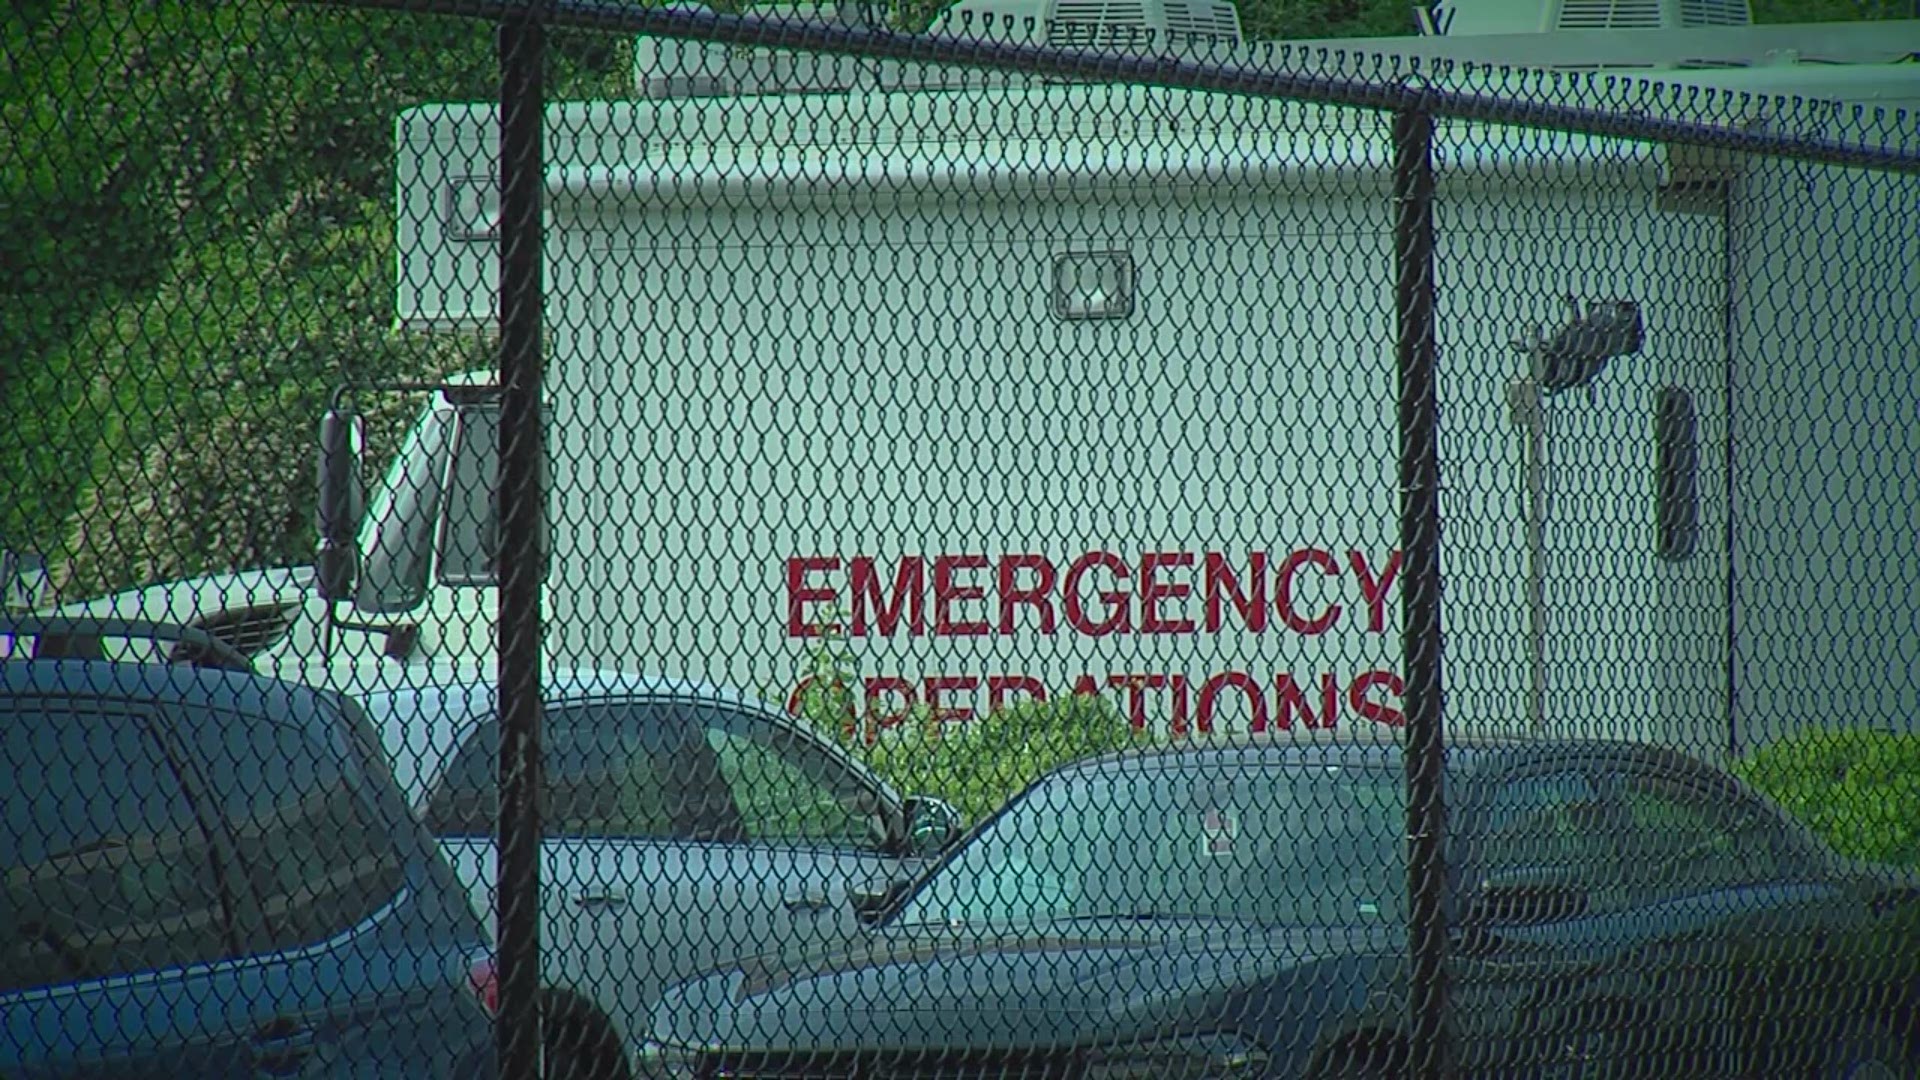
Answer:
903;795;963;858
1468;867;1590;925
315;404;366;601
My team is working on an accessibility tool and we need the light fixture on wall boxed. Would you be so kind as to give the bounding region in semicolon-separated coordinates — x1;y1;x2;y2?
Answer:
1050;250;1135;321
442;174;501;243
1510;295;1645;394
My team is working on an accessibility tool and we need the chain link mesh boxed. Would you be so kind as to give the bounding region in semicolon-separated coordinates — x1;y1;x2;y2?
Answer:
5;2;1919;1079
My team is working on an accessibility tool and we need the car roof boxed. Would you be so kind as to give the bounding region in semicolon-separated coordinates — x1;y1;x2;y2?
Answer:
349;664;862;809
1;657;351;730
349;663;776;710
1062;727;1724;786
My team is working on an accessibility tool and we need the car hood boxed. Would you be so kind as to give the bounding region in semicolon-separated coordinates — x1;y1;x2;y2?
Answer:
650;918;1398;1052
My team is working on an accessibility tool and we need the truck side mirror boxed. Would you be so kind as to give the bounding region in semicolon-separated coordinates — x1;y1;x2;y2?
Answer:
315;406;366;601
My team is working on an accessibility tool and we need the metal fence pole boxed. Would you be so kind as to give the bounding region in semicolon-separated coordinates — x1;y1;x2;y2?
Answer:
497;12;547;1080
1392;103;1450;1080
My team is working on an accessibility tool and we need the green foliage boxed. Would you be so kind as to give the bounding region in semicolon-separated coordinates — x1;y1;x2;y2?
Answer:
1734;728;1920;868
859;693;1153;823
788;621;1153;823
0;2;622;596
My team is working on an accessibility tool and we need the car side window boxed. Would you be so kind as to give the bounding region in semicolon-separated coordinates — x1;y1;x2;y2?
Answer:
424;700;737;841
1475;770;1621;908
696;707;887;851
0;704;229;993
192;708;411;953
1608;769;1783;901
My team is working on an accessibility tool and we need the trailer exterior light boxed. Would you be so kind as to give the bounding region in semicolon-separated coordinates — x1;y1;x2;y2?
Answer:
442;174;501;242
1050;250;1135;320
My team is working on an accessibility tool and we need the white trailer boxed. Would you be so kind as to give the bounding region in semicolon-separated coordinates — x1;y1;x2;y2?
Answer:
58;0;1920;755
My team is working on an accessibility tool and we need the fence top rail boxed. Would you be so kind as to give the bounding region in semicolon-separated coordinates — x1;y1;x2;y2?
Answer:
311;0;1920;174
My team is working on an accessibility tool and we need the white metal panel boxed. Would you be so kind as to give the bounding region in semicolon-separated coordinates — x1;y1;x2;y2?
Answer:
538;151;1715;743
1730;146;1920;751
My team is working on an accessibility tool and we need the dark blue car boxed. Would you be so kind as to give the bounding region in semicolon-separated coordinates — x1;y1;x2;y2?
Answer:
1;622;498;1079
643;732;1920;1079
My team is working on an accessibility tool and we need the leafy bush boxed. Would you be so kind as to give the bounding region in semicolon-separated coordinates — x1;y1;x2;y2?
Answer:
858;694;1153;824
1;1;625;598
787;626;1152;823
1734;728;1920;868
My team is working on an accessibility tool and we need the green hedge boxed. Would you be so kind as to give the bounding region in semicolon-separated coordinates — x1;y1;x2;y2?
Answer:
855;694;1154;824
1734;728;1920;868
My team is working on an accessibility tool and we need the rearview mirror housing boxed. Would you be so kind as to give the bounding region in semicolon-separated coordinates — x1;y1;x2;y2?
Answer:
315;405;366;601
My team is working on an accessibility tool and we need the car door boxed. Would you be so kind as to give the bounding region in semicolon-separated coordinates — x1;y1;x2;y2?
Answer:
1451;765;1698;1078
419;695;690;1040
0;699;247;1080
689;701;911;942
176;698;492;1080
561;700;911;1028
1596;760;1857;1078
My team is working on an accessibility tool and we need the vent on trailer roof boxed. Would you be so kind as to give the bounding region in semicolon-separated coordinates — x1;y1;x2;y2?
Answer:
1557;0;1665;29
1435;0;1752;35
936;0;1246;47
1676;0;1752;25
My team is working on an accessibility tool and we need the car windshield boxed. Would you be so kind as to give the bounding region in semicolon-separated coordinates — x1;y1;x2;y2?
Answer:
891;759;1408;929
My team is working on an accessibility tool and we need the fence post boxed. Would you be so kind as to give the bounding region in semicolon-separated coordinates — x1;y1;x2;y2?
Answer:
1392;102;1450;1080
497;11;547;1080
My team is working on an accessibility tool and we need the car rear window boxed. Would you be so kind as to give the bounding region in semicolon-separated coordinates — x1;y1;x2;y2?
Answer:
0;702;231;993
187;706;412;952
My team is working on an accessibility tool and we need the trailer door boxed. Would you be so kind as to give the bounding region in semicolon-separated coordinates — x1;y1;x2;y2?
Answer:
1438;182;1732;751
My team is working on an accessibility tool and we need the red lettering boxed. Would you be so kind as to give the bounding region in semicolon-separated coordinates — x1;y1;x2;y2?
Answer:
923;676;977;726
1063;551;1131;636
1198;672;1268;733
1277;549;1341;635
1139;553;1196;634
1276;672;1341;729
864;677;918;732
933;554;991;636
849;556;924;637
1348;550;1402;634
1349;669;1406;727
1109;674;1167;731
986;674;1048;713
784;675;816;718
788;674;856;738
1203;552;1269;633
1071;672;1102;698
785;556;840;638
1169;674;1190;738
997;554;1058;635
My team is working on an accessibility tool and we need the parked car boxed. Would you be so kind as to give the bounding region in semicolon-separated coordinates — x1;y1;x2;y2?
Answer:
0;617;498;1079
358;665;965;1080
642;731;1920;1079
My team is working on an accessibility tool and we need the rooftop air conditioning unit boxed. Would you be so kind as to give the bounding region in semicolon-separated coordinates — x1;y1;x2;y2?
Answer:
930;0;1245;49
1431;0;1752;35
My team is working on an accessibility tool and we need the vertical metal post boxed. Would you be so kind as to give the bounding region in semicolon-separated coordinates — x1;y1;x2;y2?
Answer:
1721;186;1741;760
497;12;546;1080
1392;103;1450;1080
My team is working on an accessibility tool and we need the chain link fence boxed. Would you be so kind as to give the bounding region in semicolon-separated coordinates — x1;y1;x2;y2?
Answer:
5;1;1919;1078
